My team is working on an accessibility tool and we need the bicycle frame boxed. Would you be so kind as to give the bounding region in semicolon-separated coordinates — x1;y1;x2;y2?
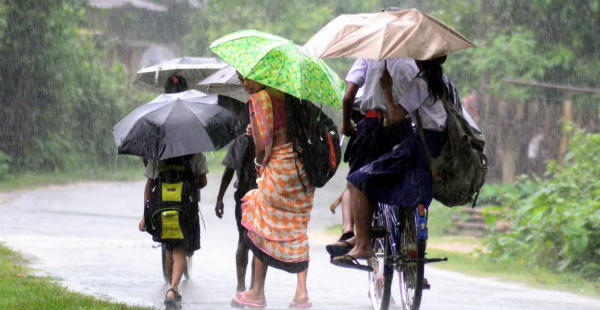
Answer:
376;204;428;254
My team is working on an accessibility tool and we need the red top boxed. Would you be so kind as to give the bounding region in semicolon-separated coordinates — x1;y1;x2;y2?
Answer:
271;95;287;131
248;93;287;131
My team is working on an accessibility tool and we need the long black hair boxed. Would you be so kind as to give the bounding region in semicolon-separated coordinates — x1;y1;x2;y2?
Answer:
416;56;448;102
165;75;188;93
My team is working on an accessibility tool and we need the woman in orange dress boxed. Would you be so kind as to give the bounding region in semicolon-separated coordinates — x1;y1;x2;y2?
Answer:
232;75;315;309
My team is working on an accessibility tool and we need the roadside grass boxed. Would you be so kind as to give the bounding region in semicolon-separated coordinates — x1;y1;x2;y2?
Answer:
0;243;149;310
0;150;228;193
426;241;600;297
0;164;144;192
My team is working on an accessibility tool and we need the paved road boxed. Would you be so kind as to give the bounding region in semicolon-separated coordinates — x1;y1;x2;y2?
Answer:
1;170;600;310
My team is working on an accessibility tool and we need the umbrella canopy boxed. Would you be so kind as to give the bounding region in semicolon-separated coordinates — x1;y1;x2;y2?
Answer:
112;90;246;160
301;8;474;60
134;56;226;91
209;29;344;108
197;65;249;102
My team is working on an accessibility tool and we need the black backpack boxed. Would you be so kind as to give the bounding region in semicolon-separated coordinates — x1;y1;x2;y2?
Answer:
286;95;342;188
144;155;200;250
416;87;488;207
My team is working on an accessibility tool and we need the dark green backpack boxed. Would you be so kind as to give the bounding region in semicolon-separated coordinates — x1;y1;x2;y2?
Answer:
416;91;488;207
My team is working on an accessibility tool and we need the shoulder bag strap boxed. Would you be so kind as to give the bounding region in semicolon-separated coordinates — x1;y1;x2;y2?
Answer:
415;109;434;171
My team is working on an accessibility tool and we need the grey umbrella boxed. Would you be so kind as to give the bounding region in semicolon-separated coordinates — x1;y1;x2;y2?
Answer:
197;65;249;102
134;56;226;91
112;90;246;160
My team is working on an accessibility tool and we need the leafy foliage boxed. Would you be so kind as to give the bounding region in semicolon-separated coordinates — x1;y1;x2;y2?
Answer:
0;0;145;172
414;0;599;104
484;128;600;281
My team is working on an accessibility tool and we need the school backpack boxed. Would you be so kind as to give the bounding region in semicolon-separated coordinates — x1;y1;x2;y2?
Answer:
416;87;488;207
144;155;200;250
285;95;342;188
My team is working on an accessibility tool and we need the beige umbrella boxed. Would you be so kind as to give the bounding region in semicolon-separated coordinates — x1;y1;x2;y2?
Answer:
301;8;474;60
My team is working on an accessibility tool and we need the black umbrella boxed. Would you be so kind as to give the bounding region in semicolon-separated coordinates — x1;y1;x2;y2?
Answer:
112;90;246;160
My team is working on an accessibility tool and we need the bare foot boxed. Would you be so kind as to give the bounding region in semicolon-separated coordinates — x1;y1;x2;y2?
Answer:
166;289;175;299
292;294;309;303
335;235;356;246
344;245;374;260
239;289;265;304
290;293;311;308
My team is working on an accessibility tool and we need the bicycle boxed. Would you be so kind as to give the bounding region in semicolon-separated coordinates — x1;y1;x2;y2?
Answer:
367;203;447;310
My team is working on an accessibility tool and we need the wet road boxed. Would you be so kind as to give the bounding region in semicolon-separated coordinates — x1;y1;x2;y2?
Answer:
1;170;600;310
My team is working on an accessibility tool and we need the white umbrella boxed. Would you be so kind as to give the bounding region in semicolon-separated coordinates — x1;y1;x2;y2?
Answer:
197;65;249;102
134;56;226;91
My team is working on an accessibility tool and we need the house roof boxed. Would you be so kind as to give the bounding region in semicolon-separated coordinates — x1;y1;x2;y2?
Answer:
87;0;168;12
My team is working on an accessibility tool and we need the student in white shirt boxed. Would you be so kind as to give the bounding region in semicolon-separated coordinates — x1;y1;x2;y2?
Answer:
332;56;450;271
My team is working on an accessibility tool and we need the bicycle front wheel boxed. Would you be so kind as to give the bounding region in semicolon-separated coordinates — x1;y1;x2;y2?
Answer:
162;245;169;283
397;209;425;310
368;235;393;310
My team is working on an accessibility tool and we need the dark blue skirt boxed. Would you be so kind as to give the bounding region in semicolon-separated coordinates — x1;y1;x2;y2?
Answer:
344;118;411;173
347;130;446;207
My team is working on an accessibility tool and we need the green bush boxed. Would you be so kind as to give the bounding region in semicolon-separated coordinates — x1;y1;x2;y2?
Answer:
484;128;600;281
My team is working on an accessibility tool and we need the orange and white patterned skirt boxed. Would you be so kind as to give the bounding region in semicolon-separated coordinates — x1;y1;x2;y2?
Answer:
241;142;315;273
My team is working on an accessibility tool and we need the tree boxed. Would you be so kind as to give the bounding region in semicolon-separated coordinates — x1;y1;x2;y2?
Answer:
0;0;133;171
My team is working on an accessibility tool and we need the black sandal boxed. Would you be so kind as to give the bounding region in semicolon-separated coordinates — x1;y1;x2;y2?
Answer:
331;254;373;271
165;288;181;310
337;231;354;242
326;240;353;258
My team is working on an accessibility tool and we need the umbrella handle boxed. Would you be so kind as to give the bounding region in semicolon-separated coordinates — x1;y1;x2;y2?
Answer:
383;59;388;74
154;67;160;85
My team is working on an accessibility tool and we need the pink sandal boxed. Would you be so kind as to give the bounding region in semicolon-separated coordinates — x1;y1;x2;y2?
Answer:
231;291;266;309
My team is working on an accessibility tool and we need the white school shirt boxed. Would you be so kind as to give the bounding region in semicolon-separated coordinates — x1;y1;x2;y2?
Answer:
398;77;448;132
345;58;418;114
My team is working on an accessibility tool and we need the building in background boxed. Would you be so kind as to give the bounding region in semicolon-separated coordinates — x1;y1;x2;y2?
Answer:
85;0;199;76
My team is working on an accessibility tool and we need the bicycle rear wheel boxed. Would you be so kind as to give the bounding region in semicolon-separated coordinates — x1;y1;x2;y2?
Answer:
162;245;169;283
183;253;192;279
397;208;425;310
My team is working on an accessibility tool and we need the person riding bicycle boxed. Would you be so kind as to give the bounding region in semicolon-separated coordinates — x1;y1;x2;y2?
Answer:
326;56;418;257
331;56;450;271
138;153;208;309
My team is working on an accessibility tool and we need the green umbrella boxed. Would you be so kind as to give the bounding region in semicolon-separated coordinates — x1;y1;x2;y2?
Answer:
209;29;344;108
